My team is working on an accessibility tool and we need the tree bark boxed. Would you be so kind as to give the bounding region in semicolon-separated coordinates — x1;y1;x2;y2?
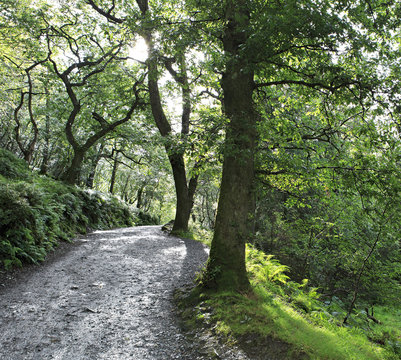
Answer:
204;0;256;292
39;114;50;174
169;152;198;233
62;148;86;185
136;185;144;208
109;152;119;194
85;142;104;188
40;88;51;175
141;15;198;233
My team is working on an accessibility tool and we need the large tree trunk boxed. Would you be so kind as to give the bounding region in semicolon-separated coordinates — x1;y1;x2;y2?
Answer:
204;0;256;292
61;148;85;185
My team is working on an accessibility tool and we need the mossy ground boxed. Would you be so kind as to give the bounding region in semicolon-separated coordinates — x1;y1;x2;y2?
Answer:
177;227;400;360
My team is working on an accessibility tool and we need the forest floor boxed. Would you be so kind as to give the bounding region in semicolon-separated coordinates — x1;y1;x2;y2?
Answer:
0;226;253;360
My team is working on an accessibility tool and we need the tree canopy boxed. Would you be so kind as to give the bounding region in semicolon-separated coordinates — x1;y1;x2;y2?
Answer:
1;0;400;339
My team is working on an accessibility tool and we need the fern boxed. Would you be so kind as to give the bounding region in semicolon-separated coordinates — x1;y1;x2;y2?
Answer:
246;244;290;284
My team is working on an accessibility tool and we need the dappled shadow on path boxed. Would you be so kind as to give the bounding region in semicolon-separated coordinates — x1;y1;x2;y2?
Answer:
0;226;211;359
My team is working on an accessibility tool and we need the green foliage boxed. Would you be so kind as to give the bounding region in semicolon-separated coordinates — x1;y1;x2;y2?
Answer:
188;224;213;247
0;148;31;179
0;148;136;269
1;1;400;357
135;210;160;226
253;170;401;307
247;245;290;284
188;245;398;359
0;180;57;267
366;306;401;356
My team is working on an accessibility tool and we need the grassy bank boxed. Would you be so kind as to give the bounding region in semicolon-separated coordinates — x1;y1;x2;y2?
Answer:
178;227;400;359
0;148;142;269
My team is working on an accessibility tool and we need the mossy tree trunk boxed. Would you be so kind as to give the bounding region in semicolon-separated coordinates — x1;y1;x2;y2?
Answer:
62;147;86;185
204;0;256;292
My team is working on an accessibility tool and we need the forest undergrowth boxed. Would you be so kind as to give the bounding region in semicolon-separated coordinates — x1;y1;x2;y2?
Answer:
0;148;155;269
176;227;401;360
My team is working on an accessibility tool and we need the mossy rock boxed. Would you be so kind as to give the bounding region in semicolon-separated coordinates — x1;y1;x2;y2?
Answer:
161;219;174;232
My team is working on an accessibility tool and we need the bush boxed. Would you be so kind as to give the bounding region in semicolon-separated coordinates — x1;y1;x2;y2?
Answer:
136;210;160;225
0;182;55;267
0;148;137;269
0;148;30;179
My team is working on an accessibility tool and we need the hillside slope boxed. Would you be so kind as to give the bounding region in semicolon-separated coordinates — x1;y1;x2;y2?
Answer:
0;148;137;269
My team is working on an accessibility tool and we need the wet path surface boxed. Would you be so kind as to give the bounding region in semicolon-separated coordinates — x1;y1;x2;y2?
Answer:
0;226;209;359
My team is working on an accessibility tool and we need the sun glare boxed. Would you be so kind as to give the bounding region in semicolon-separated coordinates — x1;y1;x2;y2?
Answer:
128;37;148;63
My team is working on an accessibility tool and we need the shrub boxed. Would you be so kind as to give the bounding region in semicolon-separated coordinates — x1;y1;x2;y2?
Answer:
0;148;30;179
136;210;160;225
0;149;137;269
0;182;53;267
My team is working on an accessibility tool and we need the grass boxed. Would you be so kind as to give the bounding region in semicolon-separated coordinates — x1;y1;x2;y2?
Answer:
364;306;401;355
178;228;400;359
373;306;401;339
207;290;391;359
175;223;212;247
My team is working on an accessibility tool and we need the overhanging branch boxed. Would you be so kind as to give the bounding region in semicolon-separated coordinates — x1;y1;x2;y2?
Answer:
254;79;362;93
85;0;125;24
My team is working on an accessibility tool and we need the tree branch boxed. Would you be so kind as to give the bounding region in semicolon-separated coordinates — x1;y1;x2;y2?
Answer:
254;79;361;93
85;0;125;24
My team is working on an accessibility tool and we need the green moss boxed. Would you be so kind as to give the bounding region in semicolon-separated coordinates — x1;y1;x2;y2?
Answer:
202;288;392;359
182;244;398;359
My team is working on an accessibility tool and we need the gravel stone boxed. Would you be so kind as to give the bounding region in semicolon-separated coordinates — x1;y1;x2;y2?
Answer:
0;226;215;359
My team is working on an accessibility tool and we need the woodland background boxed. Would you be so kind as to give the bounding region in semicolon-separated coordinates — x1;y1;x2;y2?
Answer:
1;1;400;358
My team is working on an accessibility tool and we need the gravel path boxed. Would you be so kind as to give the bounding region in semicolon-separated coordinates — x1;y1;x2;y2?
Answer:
0;226;210;360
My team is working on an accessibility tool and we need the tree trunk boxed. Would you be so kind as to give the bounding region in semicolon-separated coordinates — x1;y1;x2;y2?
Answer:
136;185;144;209
39;104;51;175
61;148;85;185
121;174;131;202
169;152;196;233
141;19;198;233
85;142;104;188
204;0;256;292
109;152;119;194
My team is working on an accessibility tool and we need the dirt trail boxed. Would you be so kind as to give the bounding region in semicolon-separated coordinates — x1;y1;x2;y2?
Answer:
0;226;210;359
